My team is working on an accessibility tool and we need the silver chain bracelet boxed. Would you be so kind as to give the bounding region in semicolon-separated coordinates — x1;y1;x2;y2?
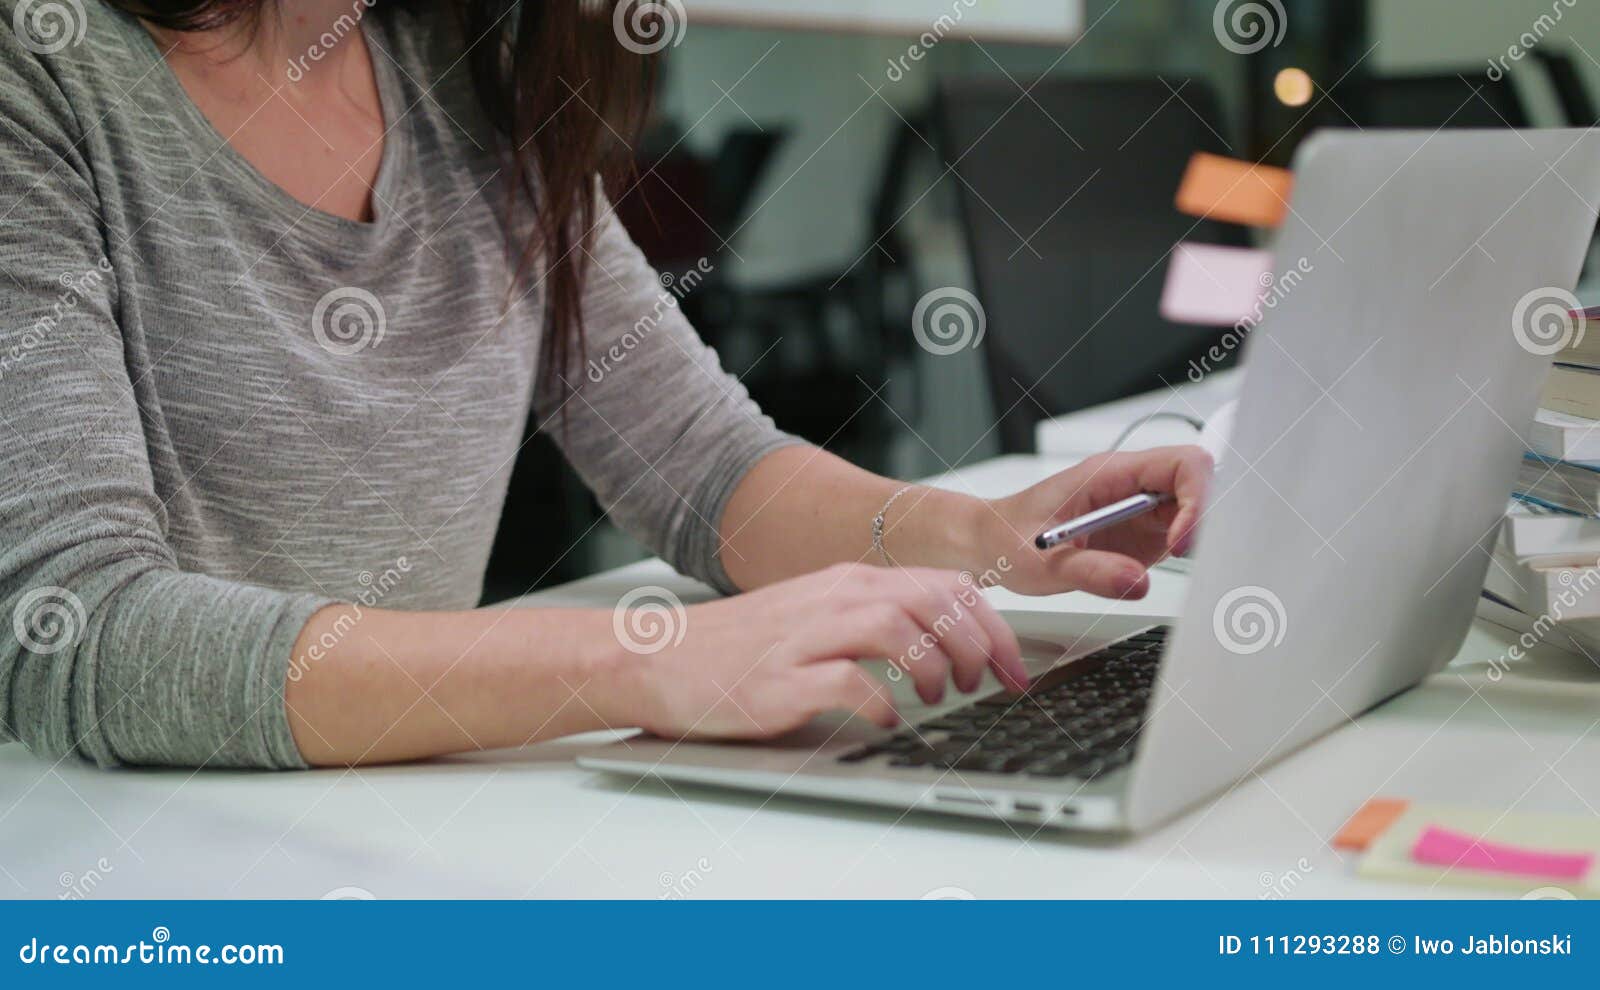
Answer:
871;484;915;567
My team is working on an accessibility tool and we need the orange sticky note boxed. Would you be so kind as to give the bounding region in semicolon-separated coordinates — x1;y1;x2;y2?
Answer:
1334;797;1410;851
1175;152;1293;228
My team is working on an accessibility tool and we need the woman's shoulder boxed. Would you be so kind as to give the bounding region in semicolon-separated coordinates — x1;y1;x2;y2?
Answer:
0;2;162;135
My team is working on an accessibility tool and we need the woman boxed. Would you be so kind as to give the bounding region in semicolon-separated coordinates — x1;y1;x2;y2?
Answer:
0;0;1210;769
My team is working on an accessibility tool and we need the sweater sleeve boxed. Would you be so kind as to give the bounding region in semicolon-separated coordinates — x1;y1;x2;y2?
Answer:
537;205;804;593
0;36;330;769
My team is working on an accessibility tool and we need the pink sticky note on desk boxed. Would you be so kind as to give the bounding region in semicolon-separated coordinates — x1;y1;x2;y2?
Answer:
1159;243;1274;326
1411;825;1594;881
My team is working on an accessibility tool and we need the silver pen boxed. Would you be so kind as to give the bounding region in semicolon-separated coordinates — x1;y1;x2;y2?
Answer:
1034;492;1173;550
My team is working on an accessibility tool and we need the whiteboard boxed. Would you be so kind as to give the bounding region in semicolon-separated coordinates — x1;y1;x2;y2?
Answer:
683;0;1083;43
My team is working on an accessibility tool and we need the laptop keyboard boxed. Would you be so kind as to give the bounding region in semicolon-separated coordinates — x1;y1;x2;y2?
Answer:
836;625;1168;781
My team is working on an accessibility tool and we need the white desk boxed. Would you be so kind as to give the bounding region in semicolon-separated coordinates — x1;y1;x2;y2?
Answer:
4;452;1599;900
1034;368;1242;460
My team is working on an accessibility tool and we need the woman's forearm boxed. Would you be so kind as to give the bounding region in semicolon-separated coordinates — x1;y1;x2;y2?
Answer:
717;445;996;590
285;448;997;766
284;604;638;765
284;442;1209;766
719;443;1210;599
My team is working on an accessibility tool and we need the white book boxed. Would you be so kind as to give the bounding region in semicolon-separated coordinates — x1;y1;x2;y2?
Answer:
1528;407;1600;462
1505;509;1600;557
1522;556;1600;622
1480;532;1600;656
1491;514;1600;621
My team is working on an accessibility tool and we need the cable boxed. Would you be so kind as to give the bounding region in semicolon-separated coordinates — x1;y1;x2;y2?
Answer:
1110;411;1205;451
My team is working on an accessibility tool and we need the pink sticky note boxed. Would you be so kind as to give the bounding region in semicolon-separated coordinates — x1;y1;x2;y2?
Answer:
1160;243;1275;326
1411;825;1594;881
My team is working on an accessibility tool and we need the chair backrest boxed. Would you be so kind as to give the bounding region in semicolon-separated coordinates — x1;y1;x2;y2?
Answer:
708;127;786;242
1535;49;1600;127
934;76;1246;453
1323;72;1530;129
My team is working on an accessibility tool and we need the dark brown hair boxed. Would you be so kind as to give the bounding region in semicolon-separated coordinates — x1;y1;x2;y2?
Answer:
112;1;655;402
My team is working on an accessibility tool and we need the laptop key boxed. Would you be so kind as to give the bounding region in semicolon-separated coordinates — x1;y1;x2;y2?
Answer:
998;754;1035;774
1024;753;1095;778
837;744;882;763
975;693;1022;708
953;751;1010;773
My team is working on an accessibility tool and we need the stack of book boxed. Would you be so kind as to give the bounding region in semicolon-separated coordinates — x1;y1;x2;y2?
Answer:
1494;305;1600;636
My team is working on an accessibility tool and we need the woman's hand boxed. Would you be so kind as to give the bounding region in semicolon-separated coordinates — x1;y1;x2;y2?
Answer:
618;563;1030;740
980;445;1213;599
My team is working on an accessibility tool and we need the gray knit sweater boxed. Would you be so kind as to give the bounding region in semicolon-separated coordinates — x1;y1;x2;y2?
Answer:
0;2;795;768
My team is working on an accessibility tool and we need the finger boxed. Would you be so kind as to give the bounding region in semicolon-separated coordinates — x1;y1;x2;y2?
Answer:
1087;523;1171;568
899;569;1027;694
1169;502;1200;557
1135;448;1210;544
950;575;1027;691
811;602;955;705
1163;448;1212;555
809;661;899;729
1089;445;1211;502
905;573;993;694
1140;499;1182;531
1092;446;1211;556
1049;548;1150;600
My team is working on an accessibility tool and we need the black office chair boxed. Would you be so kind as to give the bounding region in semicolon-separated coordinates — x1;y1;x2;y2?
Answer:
934;76;1248;453
1535;49;1600;127
1321;72;1529;129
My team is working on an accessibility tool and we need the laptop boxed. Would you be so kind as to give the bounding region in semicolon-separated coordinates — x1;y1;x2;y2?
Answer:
578;129;1600;833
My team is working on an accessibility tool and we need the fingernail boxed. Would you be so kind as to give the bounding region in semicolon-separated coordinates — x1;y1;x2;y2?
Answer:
1172;516;1195;556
